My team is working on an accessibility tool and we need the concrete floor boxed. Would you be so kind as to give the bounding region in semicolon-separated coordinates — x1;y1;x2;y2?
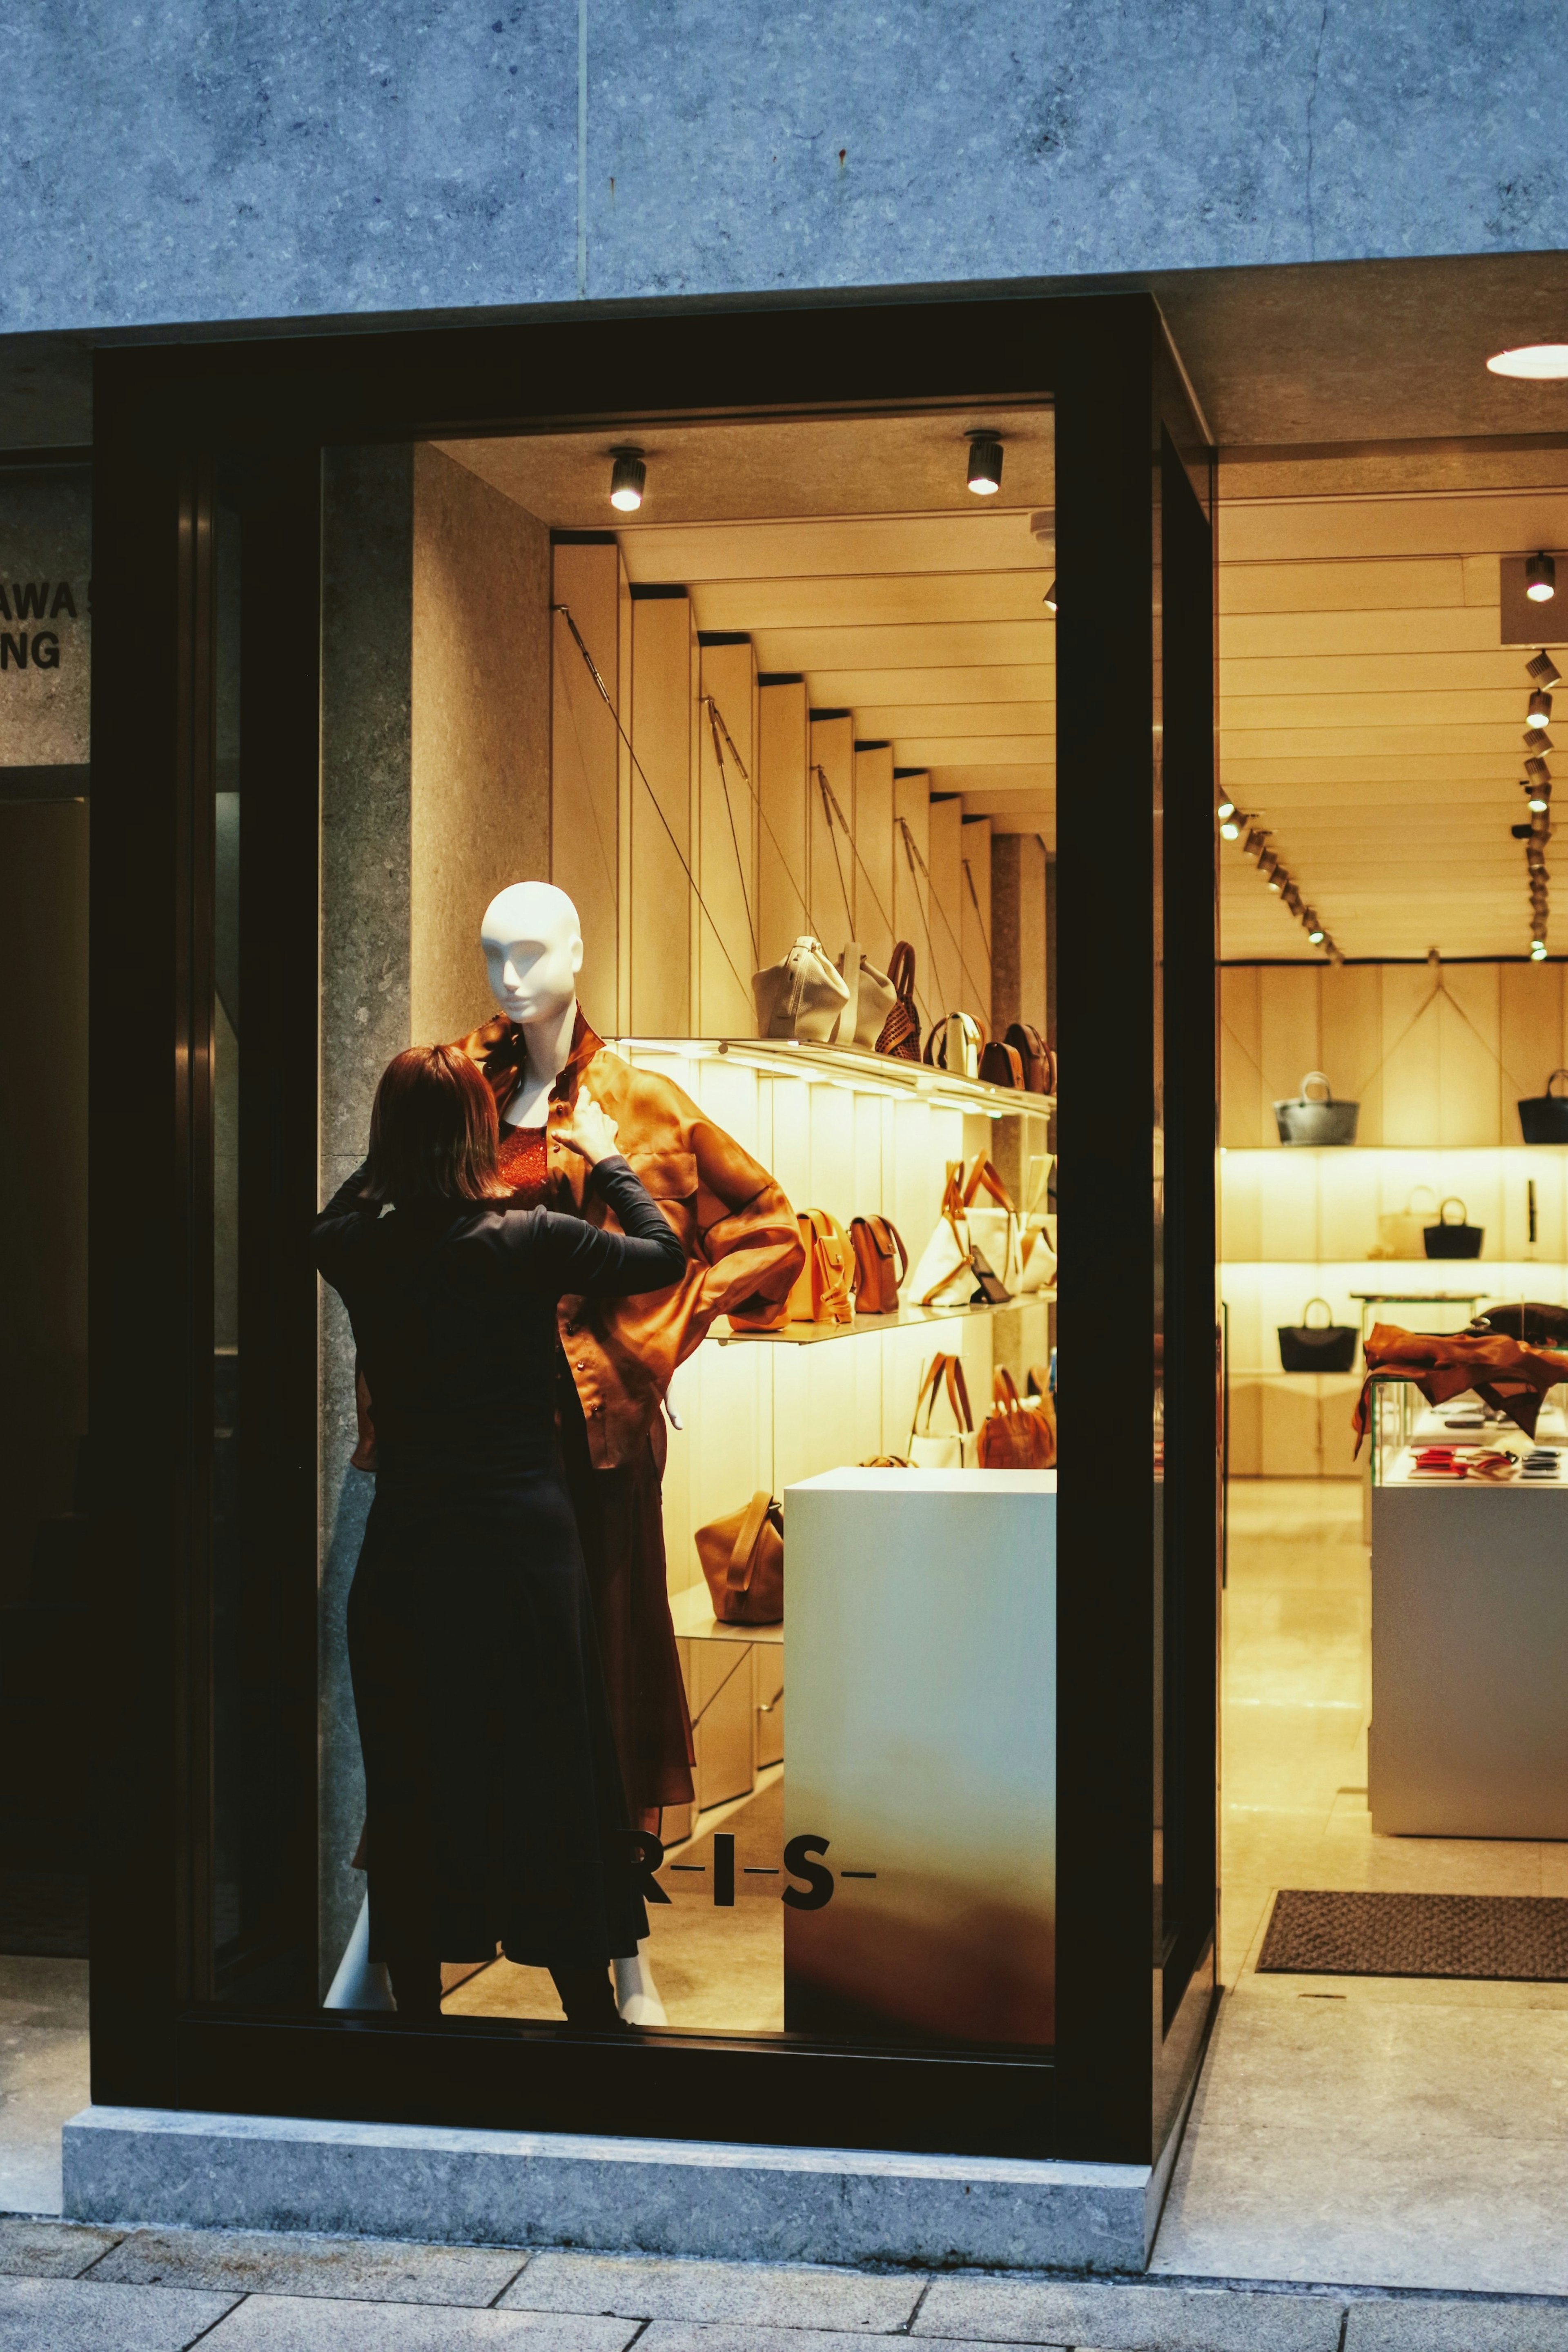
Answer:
0;1955;89;2216
1152;1476;1568;2292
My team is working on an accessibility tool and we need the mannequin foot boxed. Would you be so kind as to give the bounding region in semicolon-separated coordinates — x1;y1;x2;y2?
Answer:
614;1939;668;2026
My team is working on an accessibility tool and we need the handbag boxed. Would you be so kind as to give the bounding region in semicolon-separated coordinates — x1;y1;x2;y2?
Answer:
1277;1298;1359;1373
1005;1022;1057;1095
962;1155;1021;1293
696;1491;784;1626
875;941;922;1061
1473;1300;1568;1346
907;1165;975;1307
753;934;851;1042
1274;1071;1359;1147
1370;1184;1440;1261
978;1039;1023;1088
924;1010;984;1080
1424;1197;1484;1260
978;1367;1056;1469
908;1353;977;1468
1016;1153;1057;1295
837;944;898;1050
1519;1069;1568;1144
786;1208;856;1323
849;1213;908;1313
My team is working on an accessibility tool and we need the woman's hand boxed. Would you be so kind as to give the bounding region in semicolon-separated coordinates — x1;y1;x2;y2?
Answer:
557;1090;621;1167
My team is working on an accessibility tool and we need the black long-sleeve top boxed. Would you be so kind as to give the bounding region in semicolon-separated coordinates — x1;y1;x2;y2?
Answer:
314;1156;686;1484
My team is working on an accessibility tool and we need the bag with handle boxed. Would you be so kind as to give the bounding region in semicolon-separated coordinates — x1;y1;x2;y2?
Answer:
978;1038;1023;1088
1016;1153;1057;1295
786;1208;856;1323
837;944;898;1050
907;1164;975;1307
753;934;851;1043
962;1155;1021;1293
875;941;922;1061
1370;1183;1440;1261
978;1366;1056;1469
1519;1069;1568;1144
1005;1022;1056;1095
1424;1196;1483;1260
908;1353;977;1468
924;1010;985;1080
1277;1298;1358;1373
849;1213;908;1313
696;1491;784;1625
1274;1070;1359;1147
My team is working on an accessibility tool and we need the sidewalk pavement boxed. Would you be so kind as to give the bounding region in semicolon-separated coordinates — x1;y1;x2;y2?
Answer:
4;2218;1568;2351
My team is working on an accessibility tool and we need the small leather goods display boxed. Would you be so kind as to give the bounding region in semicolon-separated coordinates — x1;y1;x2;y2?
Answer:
1005;1022;1056;1095
1277;1298;1359;1374
752;934;851;1043
962;1155;1021;1294
1370;1184;1440;1261
978;1037;1024;1088
1518;1068;1568;1144
1473;1300;1568;1347
1274;1070;1360;1147
696;1491;784;1625
908;1352;977;1468
924;1009;984;1081
978;1366;1056;1469
835;943;898;1050
1424;1197;1483;1260
786;1208;856;1324
1408;1446;1518;1483
875;941;922;1061
1016;1153;1056;1294
908;1164;975;1307
849;1213;909;1313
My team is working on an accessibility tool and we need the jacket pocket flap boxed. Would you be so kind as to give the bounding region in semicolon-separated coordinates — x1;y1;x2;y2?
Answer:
626;1148;699;1200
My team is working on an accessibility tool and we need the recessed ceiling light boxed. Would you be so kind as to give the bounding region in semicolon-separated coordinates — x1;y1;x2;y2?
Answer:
1488;346;1568;379
1526;552;1557;603
967;434;1004;495
609;448;646;511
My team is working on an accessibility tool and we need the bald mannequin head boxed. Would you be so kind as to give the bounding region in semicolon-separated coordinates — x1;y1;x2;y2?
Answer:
480;881;584;1028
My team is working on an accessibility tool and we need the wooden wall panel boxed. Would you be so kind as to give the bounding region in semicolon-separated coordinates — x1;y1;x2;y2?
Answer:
808;712;856;963
757;677;810;972
961;816;993;1038
550;539;624;1034
1258;966;1321;1126
697;638;759;1035
853;742;896;974
1436;962;1500;1147
1377;963;1439;1146
893;771;931;1032
927;795;965;1021
1219;966;1265;1148
1320;964;1383;1144
630;591;695;1036
1501;961;1567;1137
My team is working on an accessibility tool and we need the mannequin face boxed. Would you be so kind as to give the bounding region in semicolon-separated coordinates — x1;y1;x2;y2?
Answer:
480;881;584;1026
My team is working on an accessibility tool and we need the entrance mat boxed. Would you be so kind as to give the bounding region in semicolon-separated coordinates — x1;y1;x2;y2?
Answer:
1258;1888;1568;1981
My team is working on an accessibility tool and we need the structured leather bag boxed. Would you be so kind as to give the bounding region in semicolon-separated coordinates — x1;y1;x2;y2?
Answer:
753;934;851;1042
978;1367;1056;1469
1005;1022;1056;1095
924;1010;984;1080
908;1165;974;1307
909;1353;976;1468
1519;1069;1568;1144
837;944;898;1050
697;1491;784;1625
978;1039;1023;1088
1274;1070;1359;1147
786;1207;856;1323
875;941;922;1061
1017;1153;1056;1295
962;1155;1021;1293
849;1214;908;1313
1277;1298;1358;1373
1424;1196;1484;1260
1370;1184;1440;1261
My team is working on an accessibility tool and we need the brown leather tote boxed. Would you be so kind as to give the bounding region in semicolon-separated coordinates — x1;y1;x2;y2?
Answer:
849;1213;909;1313
1005;1022;1056;1095
786;1208;856;1324
978;1367;1057;1469
979;1039;1023;1088
875;941;922;1061
697;1491;784;1625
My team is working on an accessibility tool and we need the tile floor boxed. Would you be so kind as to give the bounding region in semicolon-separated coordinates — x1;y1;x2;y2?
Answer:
1152;1476;1568;2292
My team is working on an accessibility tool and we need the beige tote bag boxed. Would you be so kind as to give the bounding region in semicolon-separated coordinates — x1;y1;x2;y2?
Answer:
908;1164;974;1306
908;1353;977;1469
753;934;851;1042
1017;1153;1057;1294
837;944;898;1049
1370;1184;1440;1261
961;1155;1022;1293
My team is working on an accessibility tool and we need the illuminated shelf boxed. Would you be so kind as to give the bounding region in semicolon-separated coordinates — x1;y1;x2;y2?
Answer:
717;1295;1054;1347
1221;1145;1568;1156
611;1034;1055;1124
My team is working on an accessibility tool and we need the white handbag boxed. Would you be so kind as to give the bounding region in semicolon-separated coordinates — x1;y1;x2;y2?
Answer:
924;1010;984;1080
836;944;897;1049
907;1165;974;1307
1369;1184;1440;1262
1017;1154;1057;1294
753;935;851;1042
908;1352;977;1469
961;1155;1021;1294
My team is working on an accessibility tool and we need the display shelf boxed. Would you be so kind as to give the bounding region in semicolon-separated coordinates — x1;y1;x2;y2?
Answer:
1222;1144;1568;1155
670;1583;784;1647
610;1034;1054;1124
718;1294;1053;1347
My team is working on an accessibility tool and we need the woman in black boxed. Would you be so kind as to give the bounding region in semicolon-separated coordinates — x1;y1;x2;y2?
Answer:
314;1043;685;2027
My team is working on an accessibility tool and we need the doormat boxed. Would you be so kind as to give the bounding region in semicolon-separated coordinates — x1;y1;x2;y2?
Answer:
1258;1888;1568;1982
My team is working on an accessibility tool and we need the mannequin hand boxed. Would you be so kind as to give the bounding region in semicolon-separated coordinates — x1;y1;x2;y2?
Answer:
558;1091;621;1167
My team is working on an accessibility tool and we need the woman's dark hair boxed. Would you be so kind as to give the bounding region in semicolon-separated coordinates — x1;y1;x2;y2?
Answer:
362;1045;512;1209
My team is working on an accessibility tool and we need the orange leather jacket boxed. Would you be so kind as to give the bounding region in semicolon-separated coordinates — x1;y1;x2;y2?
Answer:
450;1012;802;1468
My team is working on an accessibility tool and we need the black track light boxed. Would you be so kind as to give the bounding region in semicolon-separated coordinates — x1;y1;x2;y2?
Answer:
1528;650;1562;691
1306;916;1325;944
1220;808;1242;841
1514;821;1537;840
1525;731;1556;756
1267;869;1287;894
967;434;1004;495
1527;552;1557;603
1528;691;1554;730
1243;829;1270;860
609;448;647;512
1217;795;1237;823
1042;580;1057;615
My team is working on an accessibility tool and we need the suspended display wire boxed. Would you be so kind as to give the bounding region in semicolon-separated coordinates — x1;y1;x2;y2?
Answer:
812;767;931;1029
897;815;993;1016
702;695;759;970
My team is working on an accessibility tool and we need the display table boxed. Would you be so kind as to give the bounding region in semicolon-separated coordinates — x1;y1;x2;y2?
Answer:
782;1467;1056;2048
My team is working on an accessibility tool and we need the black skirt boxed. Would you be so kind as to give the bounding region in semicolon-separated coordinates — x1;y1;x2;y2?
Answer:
347;1457;649;1967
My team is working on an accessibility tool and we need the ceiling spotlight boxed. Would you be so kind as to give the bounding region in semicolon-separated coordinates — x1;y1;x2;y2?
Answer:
1217;796;1237;823
1029;508;1055;545
1525;731;1556;756
1283;885;1303;914
1526;752;1551;779
1268;871;1287;894
1042;580;1058;614
1529;691;1554;729
1526;552;1557;603
1489;346;1568;379
608;448;647;511
1306;916;1325;943
1514;821;1537;839
1528;650;1563;691
967;434;1004;495
1243;828;1270;860
1258;849;1278;879
1532;942;1550;961
1220;813;1242;841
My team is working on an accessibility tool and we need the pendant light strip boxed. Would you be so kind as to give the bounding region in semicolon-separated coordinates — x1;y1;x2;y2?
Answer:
1218;796;1341;962
1519;648;1559;960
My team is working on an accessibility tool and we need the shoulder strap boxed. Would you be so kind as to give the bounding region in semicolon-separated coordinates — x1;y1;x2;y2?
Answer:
946;1356;975;1433
911;1353;949;1439
962;1155;1016;1213
993;1366;1023;1411
727;1491;774;1593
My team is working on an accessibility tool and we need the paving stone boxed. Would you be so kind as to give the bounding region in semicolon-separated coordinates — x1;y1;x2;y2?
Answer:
0;2216;125;2277
498;2247;922;2329
0;2273;240;2349
1345;2295;1568;2350
200;2292;644;2349
94;2223;527;2305
637;2331;1033;2352
915;2276;1346;2351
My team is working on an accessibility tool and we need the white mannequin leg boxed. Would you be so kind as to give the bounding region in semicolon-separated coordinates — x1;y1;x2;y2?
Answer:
323;1891;395;2011
614;1937;668;2025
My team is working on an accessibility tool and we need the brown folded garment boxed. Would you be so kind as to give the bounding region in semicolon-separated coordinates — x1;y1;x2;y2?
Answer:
1354;1323;1568;1451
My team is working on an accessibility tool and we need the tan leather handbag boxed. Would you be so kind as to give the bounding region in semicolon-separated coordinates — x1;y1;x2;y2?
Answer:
696;1491;784;1625
978;1367;1056;1469
849;1214;908;1313
753;934;851;1042
786;1208;856;1323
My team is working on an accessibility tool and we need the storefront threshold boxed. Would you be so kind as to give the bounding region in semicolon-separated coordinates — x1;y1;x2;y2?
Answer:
61;2107;1163;2272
